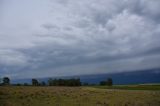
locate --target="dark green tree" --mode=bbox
[24,83,29,86]
[82,82,89,86]
[106,78,113,86]
[0,78,2,84]
[16,83,22,86]
[3,77,10,85]
[32,79,39,86]
[99,81,106,86]
[48,78,81,86]
[48,78,53,86]
[41,81,46,86]
[99,78,113,86]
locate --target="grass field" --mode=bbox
[0,86,160,106]
[92,84,160,90]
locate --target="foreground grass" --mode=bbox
[92,84,160,91]
[0,86,160,106]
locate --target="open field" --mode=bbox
[0,86,160,106]
[92,84,160,90]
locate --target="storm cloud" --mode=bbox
[0,0,160,79]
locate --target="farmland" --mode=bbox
[0,86,160,106]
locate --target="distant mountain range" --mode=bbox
[12,68,160,85]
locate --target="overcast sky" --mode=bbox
[0,0,160,79]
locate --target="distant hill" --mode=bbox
[79,68,160,85]
[12,68,160,85]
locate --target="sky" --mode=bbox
[0,0,160,79]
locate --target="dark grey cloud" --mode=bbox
[126,0,160,22]
[0,0,160,78]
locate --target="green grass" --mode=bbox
[0,86,160,106]
[91,84,160,90]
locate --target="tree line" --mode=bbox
[99,78,113,86]
[0,77,113,86]
[32,78,81,86]
[48,78,81,86]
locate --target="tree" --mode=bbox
[75,78,81,86]
[82,82,89,86]
[99,81,106,86]
[0,78,2,84]
[99,78,113,86]
[48,78,54,86]
[32,79,39,86]
[16,83,22,86]
[41,81,46,86]
[24,83,29,86]
[0,78,2,86]
[48,78,81,86]
[3,77,10,85]
[106,78,113,86]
